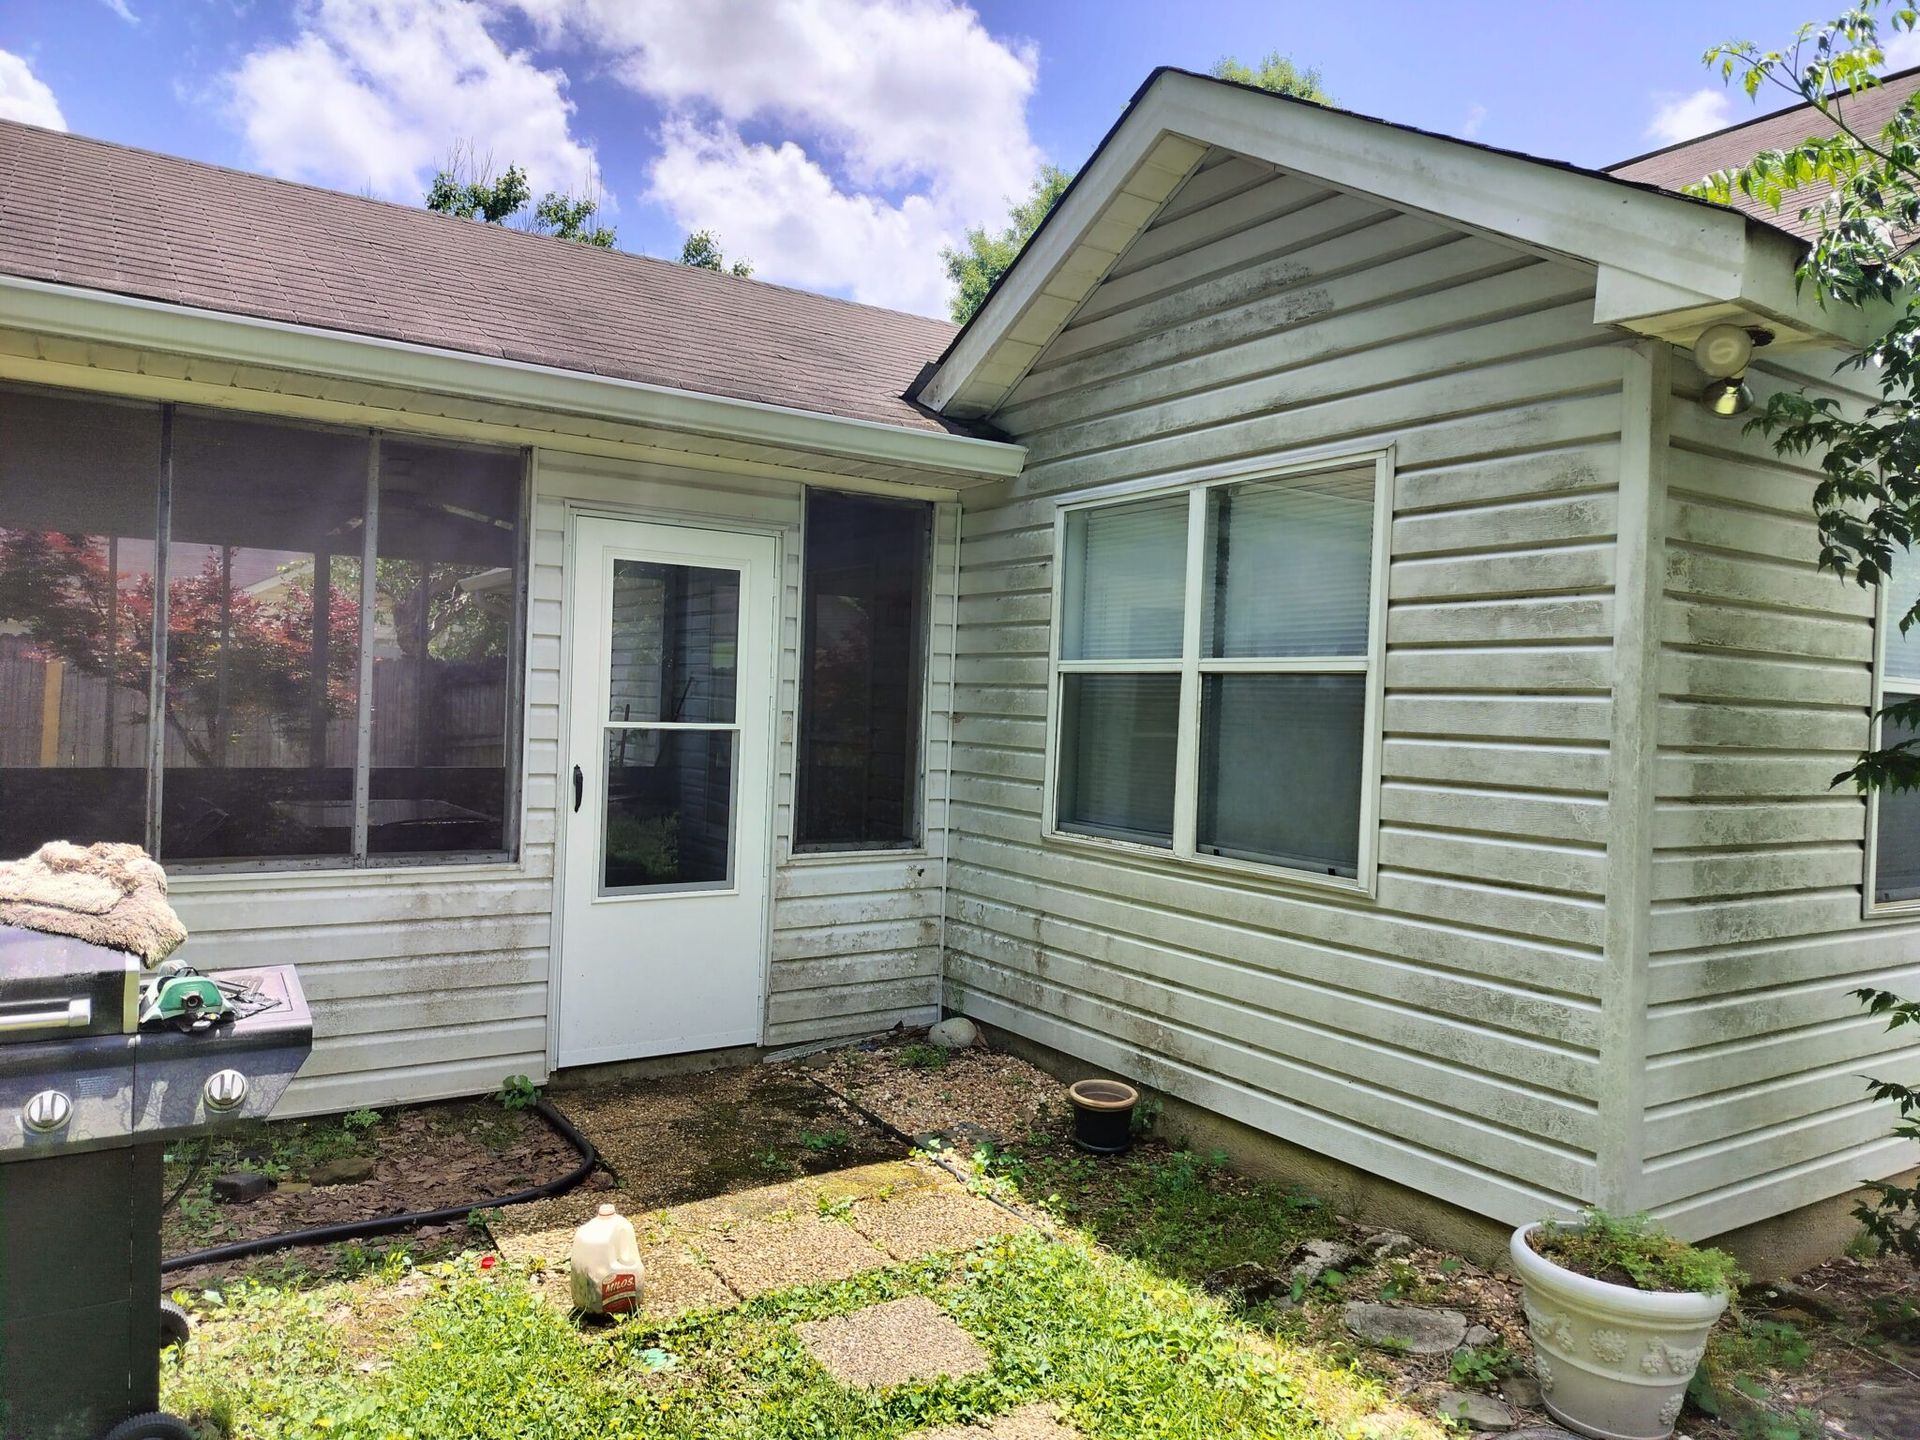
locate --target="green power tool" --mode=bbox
[139,959,235,1032]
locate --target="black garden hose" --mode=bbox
[160,1098,600,1273]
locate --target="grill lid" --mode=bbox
[0,927,140,1042]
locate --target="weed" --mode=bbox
[799,1128,849,1153]
[1447,1342,1515,1388]
[815,1192,856,1221]
[342,1107,380,1133]
[1379,1258,1445,1303]
[494,1074,540,1111]
[898,1042,948,1071]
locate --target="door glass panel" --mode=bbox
[608,560,739,725]
[602,729,736,893]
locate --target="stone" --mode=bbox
[1819,1380,1920,1440]
[1200,1261,1292,1305]
[1289,1238,1362,1289]
[1499,1376,1542,1410]
[1501,1428,1583,1440]
[1366,1230,1417,1260]
[912,1401,1080,1439]
[928,1017,980,1050]
[210,1171,273,1204]
[797,1295,990,1388]
[307,1156,375,1186]
[1342,1301,1469,1354]
[1436,1390,1514,1431]
[1743,1278,1841,1322]
[1463,1324,1499,1348]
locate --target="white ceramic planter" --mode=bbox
[1511,1224,1728,1440]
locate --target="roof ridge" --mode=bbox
[0,118,956,333]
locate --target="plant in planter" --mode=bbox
[1511,1209,1742,1440]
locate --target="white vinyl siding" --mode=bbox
[1643,350,1920,1236]
[944,150,1619,1224]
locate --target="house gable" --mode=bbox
[917,68,1874,424]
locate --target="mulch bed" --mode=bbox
[162,1099,578,1288]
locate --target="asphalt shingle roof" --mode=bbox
[0,119,962,435]
[1608,67,1920,241]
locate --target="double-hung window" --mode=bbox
[1047,453,1390,891]
[1870,570,1920,910]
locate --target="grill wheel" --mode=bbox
[101,1413,196,1440]
[158,1297,190,1350]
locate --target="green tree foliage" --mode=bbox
[677,229,753,277]
[1698,7,1920,795]
[1210,51,1335,104]
[1701,5,1920,1261]
[424,144,615,248]
[941,56,1331,324]
[940,165,1073,323]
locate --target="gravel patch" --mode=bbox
[911,1403,1080,1439]
[816,1044,1066,1149]
[797,1295,990,1388]
[850,1188,1028,1261]
[697,1213,892,1299]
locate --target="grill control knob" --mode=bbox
[22,1089,72,1134]
[203,1069,249,1112]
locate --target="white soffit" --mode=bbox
[919,69,1885,421]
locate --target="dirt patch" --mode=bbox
[497,1065,904,1241]
[797,1294,991,1388]
[163,1099,577,1287]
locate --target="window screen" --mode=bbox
[1876,568,1920,904]
[796,491,931,851]
[1052,462,1382,882]
[0,383,526,870]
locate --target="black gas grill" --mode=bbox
[0,927,310,1440]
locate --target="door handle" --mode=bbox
[573,764,584,813]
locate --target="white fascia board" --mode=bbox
[914,106,1172,415]
[0,274,1025,481]
[922,71,1870,416]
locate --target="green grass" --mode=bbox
[164,1231,1439,1440]
[983,1143,1332,1287]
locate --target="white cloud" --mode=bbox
[504,0,1044,315]
[1646,87,1735,146]
[650,118,955,314]
[98,0,139,23]
[1884,26,1920,70]
[1460,103,1487,140]
[0,50,66,130]
[224,0,599,203]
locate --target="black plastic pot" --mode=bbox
[1068,1078,1139,1154]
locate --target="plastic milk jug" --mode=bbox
[570,1202,644,1315]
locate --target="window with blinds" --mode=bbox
[1048,456,1388,888]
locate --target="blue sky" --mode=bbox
[0,0,1885,317]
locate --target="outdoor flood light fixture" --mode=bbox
[1693,323,1758,417]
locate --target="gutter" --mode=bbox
[0,275,1027,481]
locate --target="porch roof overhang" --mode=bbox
[0,275,1027,495]
[914,67,1893,421]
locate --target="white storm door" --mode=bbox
[557,515,778,1067]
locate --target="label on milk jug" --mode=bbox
[598,1271,638,1314]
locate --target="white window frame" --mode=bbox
[1041,447,1393,898]
[1865,576,1920,917]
